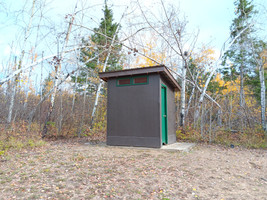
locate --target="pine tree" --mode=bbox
[222,0,257,107]
[80,1,122,73]
[76,2,122,94]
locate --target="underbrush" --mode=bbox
[41,120,106,142]
[177,125,267,149]
[0,120,107,157]
[0,122,46,157]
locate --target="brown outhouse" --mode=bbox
[99,65,180,148]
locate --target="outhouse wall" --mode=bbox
[107,74,161,148]
[160,75,177,145]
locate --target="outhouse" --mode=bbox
[99,65,181,148]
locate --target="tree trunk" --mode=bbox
[42,2,77,138]
[185,84,195,119]
[7,81,16,124]
[90,23,121,127]
[185,71,200,120]
[209,104,213,143]
[23,65,33,115]
[194,68,216,123]
[259,64,266,132]
[57,90,63,135]
[71,71,79,112]
[42,85,57,138]
[7,0,36,125]
[180,62,187,127]
[78,74,88,137]
[7,58,17,125]
[240,64,245,107]
[200,101,206,138]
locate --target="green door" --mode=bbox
[161,85,168,145]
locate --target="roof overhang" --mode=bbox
[99,65,181,91]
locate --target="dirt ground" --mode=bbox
[0,141,266,200]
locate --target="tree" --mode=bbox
[80,1,122,75]
[248,41,267,132]
[6,0,37,124]
[77,1,123,127]
[223,0,257,107]
[135,0,196,128]
[42,1,78,138]
[133,38,167,67]
[192,27,250,127]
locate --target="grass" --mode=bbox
[0,136,46,153]
[0,122,46,158]
[214,129,267,148]
[1,120,266,162]
[177,126,267,149]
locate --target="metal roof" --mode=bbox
[99,65,181,91]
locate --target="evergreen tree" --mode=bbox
[76,1,122,93]
[222,0,257,106]
[80,1,122,72]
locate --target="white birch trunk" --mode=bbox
[185,71,200,119]
[194,26,250,123]
[23,64,33,112]
[42,1,78,137]
[194,67,217,122]
[71,71,79,112]
[7,0,35,124]
[29,68,78,128]
[200,101,206,138]
[72,48,81,113]
[78,73,88,137]
[18,0,35,69]
[259,65,266,132]
[57,89,63,135]
[7,81,16,124]
[185,84,195,119]
[167,66,222,120]
[7,57,17,124]
[90,21,122,126]
[180,63,187,127]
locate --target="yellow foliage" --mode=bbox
[131,38,166,68]
[98,64,104,72]
[214,74,224,88]
[210,73,261,116]
[192,46,216,68]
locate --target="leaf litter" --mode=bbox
[0,141,266,200]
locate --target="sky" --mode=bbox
[0,0,267,74]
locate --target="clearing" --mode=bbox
[0,141,266,200]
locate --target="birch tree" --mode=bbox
[194,26,251,123]
[136,0,198,128]
[250,41,267,132]
[259,54,267,132]
[6,0,36,124]
[42,0,79,138]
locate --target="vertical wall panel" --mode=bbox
[107,74,161,148]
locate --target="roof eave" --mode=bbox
[99,65,181,91]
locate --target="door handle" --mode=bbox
[163,115,167,117]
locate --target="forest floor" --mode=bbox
[0,139,266,200]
